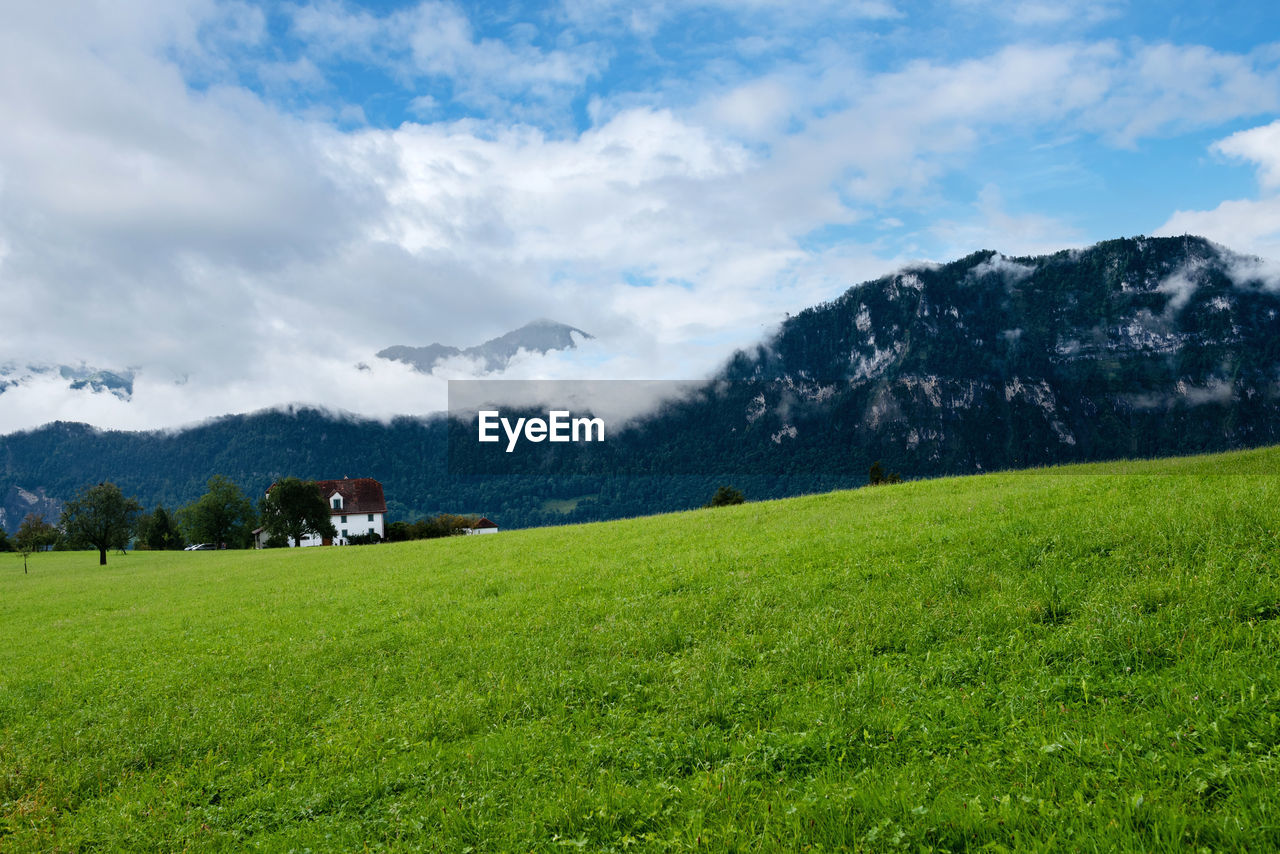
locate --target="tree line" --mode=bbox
[2,476,337,567]
[384,514,484,542]
[0,476,265,567]
[2,474,503,569]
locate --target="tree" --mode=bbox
[13,514,59,573]
[16,514,58,574]
[59,483,142,566]
[263,531,290,549]
[0,529,11,553]
[413,514,477,539]
[179,476,255,550]
[868,461,902,486]
[260,477,336,548]
[142,505,185,550]
[385,515,481,542]
[705,485,745,507]
[385,520,412,543]
[133,509,152,547]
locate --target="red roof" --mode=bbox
[315,478,387,515]
[472,517,498,529]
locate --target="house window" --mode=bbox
[341,529,348,538]
[341,515,347,523]
[367,514,374,522]
[368,527,375,534]
[332,497,342,509]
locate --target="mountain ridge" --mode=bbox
[0,363,136,400]
[377,319,594,373]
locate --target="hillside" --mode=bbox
[0,409,813,532]
[579,234,1280,478]
[2,447,1278,850]
[3,235,1280,531]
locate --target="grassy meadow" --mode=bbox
[2,448,1279,851]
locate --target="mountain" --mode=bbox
[701,234,1280,473]
[2,235,1278,533]
[377,319,594,373]
[0,484,62,533]
[452,235,1280,480]
[0,363,135,400]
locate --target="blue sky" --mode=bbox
[1,0,1279,430]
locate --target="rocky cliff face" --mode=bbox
[0,484,62,533]
[716,235,1280,472]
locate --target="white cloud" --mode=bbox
[689,39,1280,212]
[0,6,377,367]
[1158,197,1280,263]
[1155,255,1210,312]
[931,184,1083,257]
[288,0,605,116]
[970,253,1037,281]
[1085,43,1280,146]
[0,356,447,435]
[561,0,901,33]
[1213,119,1280,189]
[709,78,795,136]
[407,94,439,117]
[1156,119,1280,262]
[953,0,1122,28]
[351,105,843,355]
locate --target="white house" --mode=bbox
[255,477,388,547]
[466,517,498,535]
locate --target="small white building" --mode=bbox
[466,517,499,535]
[255,477,388,547]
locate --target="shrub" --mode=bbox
[706,486,745,507]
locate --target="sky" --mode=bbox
[1,0,1279,432]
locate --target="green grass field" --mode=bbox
[2,449,1279,852]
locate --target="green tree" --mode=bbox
[263,531,290,549]
[868,461,902,486]
[179,476,255,550]
[15,514,58,573]
[133,509,152,547]
[260,477,335,548]
[143,505,185,550]
[0,528,11,553]
[412,514,478,539]
[706,486,745,507]
[59,483,142,566]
